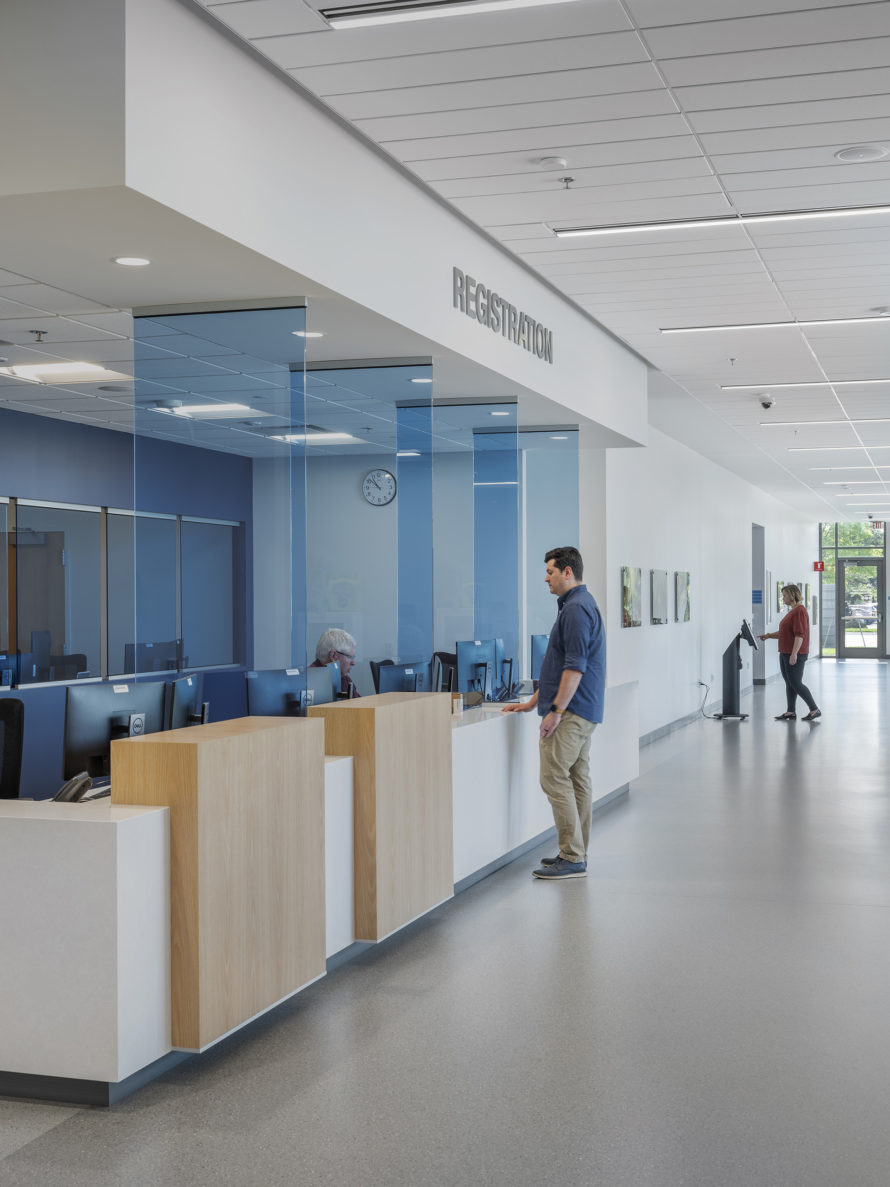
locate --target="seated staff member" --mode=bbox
[310,628,361,698]
[759,584,821,722]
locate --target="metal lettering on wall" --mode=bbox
[452,267,553,364]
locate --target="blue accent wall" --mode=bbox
[0,407,252,798]
[397,406,433,659]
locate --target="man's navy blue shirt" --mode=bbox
[537,584,605,724]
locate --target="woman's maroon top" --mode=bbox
[778,603,809,655]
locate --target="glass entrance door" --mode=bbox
[838,558,885,657]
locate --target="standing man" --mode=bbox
[503,546,605,880]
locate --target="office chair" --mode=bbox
[369,659,393,694]
[0,698,25,799]
[433,651,456,692]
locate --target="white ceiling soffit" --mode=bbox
[191,0,890,519]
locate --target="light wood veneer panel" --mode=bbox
[309,693,453,941]
[111,717,325,1050]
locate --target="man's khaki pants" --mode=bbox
[539,711,597,864]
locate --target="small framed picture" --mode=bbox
[674,571,690,622]
[621,566,642,628]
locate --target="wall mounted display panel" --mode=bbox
[650,569,668,625]
[621,566,642,628]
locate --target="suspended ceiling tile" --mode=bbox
[675,65,890,111]
[408,134,705,182]
[290,31,649,94]
[388,113,693,162]
[661,37,890,88]
[644,4,890,59]
[435,156,716,200]
[329,62,665,121]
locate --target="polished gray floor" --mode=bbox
[3,660,890,1187]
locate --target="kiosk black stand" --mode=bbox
[713,618,759,720]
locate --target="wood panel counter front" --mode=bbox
[111,716,325,1051]
[309,692,453,942]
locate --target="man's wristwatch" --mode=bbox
[549,703,563,715]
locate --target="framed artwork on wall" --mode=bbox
[650,570,668,624]
[776,581,783,613]
[805,582,811,607]
[621,566,642,628]
[675,571,690,622]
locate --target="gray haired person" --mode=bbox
[311,628,360,698]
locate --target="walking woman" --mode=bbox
[759,584,821,721]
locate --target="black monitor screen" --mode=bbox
[64,680,166,780]
[378,659,432,694]
[246,669,307,716]
[455,639,496,697]
[168,675,209,730]
[740,618,759,650]
[530,634,548,680]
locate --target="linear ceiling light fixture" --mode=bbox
[662,314,890,333]
[789,445,890,452]
[270,432,362,444]
[322,0,586,28]
[0,361,130,385]
[724,379,890,390]
[552,203,890,239]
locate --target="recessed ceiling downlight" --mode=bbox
[835,145,889,163]
[113,256,151,267]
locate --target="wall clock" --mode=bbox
[362,468,397,506]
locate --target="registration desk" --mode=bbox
[0,683,637,1104]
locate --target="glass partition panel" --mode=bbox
[0,500,8,662]
[107,511,179,676]
[132,306,308,695]
[15,501,101,683]
[432,401,520,695]
[181,518,239,668]
[304,362,432,696]
[522,429,579,676]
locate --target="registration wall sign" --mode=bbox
[453,267,553,364]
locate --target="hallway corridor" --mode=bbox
[2,661,889,1187]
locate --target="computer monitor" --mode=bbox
[306,664,336,707]
[378,659,432,694]
[123,639,183,674]
[493,638,513,692]
[530,634,548,680]
[245,669,307,716]
[63,680,166,780]
[455,639,496,699]
[168,674,210,730]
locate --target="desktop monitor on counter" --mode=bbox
[246,669,307,716]
[455,639,496,700]
[378,659,432,694]
[167,675,210,730]
[530,634,548,681]
[63,680,167,780]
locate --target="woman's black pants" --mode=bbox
[779,653,818,714]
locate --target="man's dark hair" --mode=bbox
[545,546,583,581]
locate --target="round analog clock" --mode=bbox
[362,468,397,506]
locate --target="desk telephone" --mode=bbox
[53,772,111,803]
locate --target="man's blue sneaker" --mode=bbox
[532,857,587,879]
[539,854,561,866]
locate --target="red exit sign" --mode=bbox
[813,561,824,571]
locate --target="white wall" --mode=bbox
[605,428,818,737]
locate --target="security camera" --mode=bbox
[759,394,774,410]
